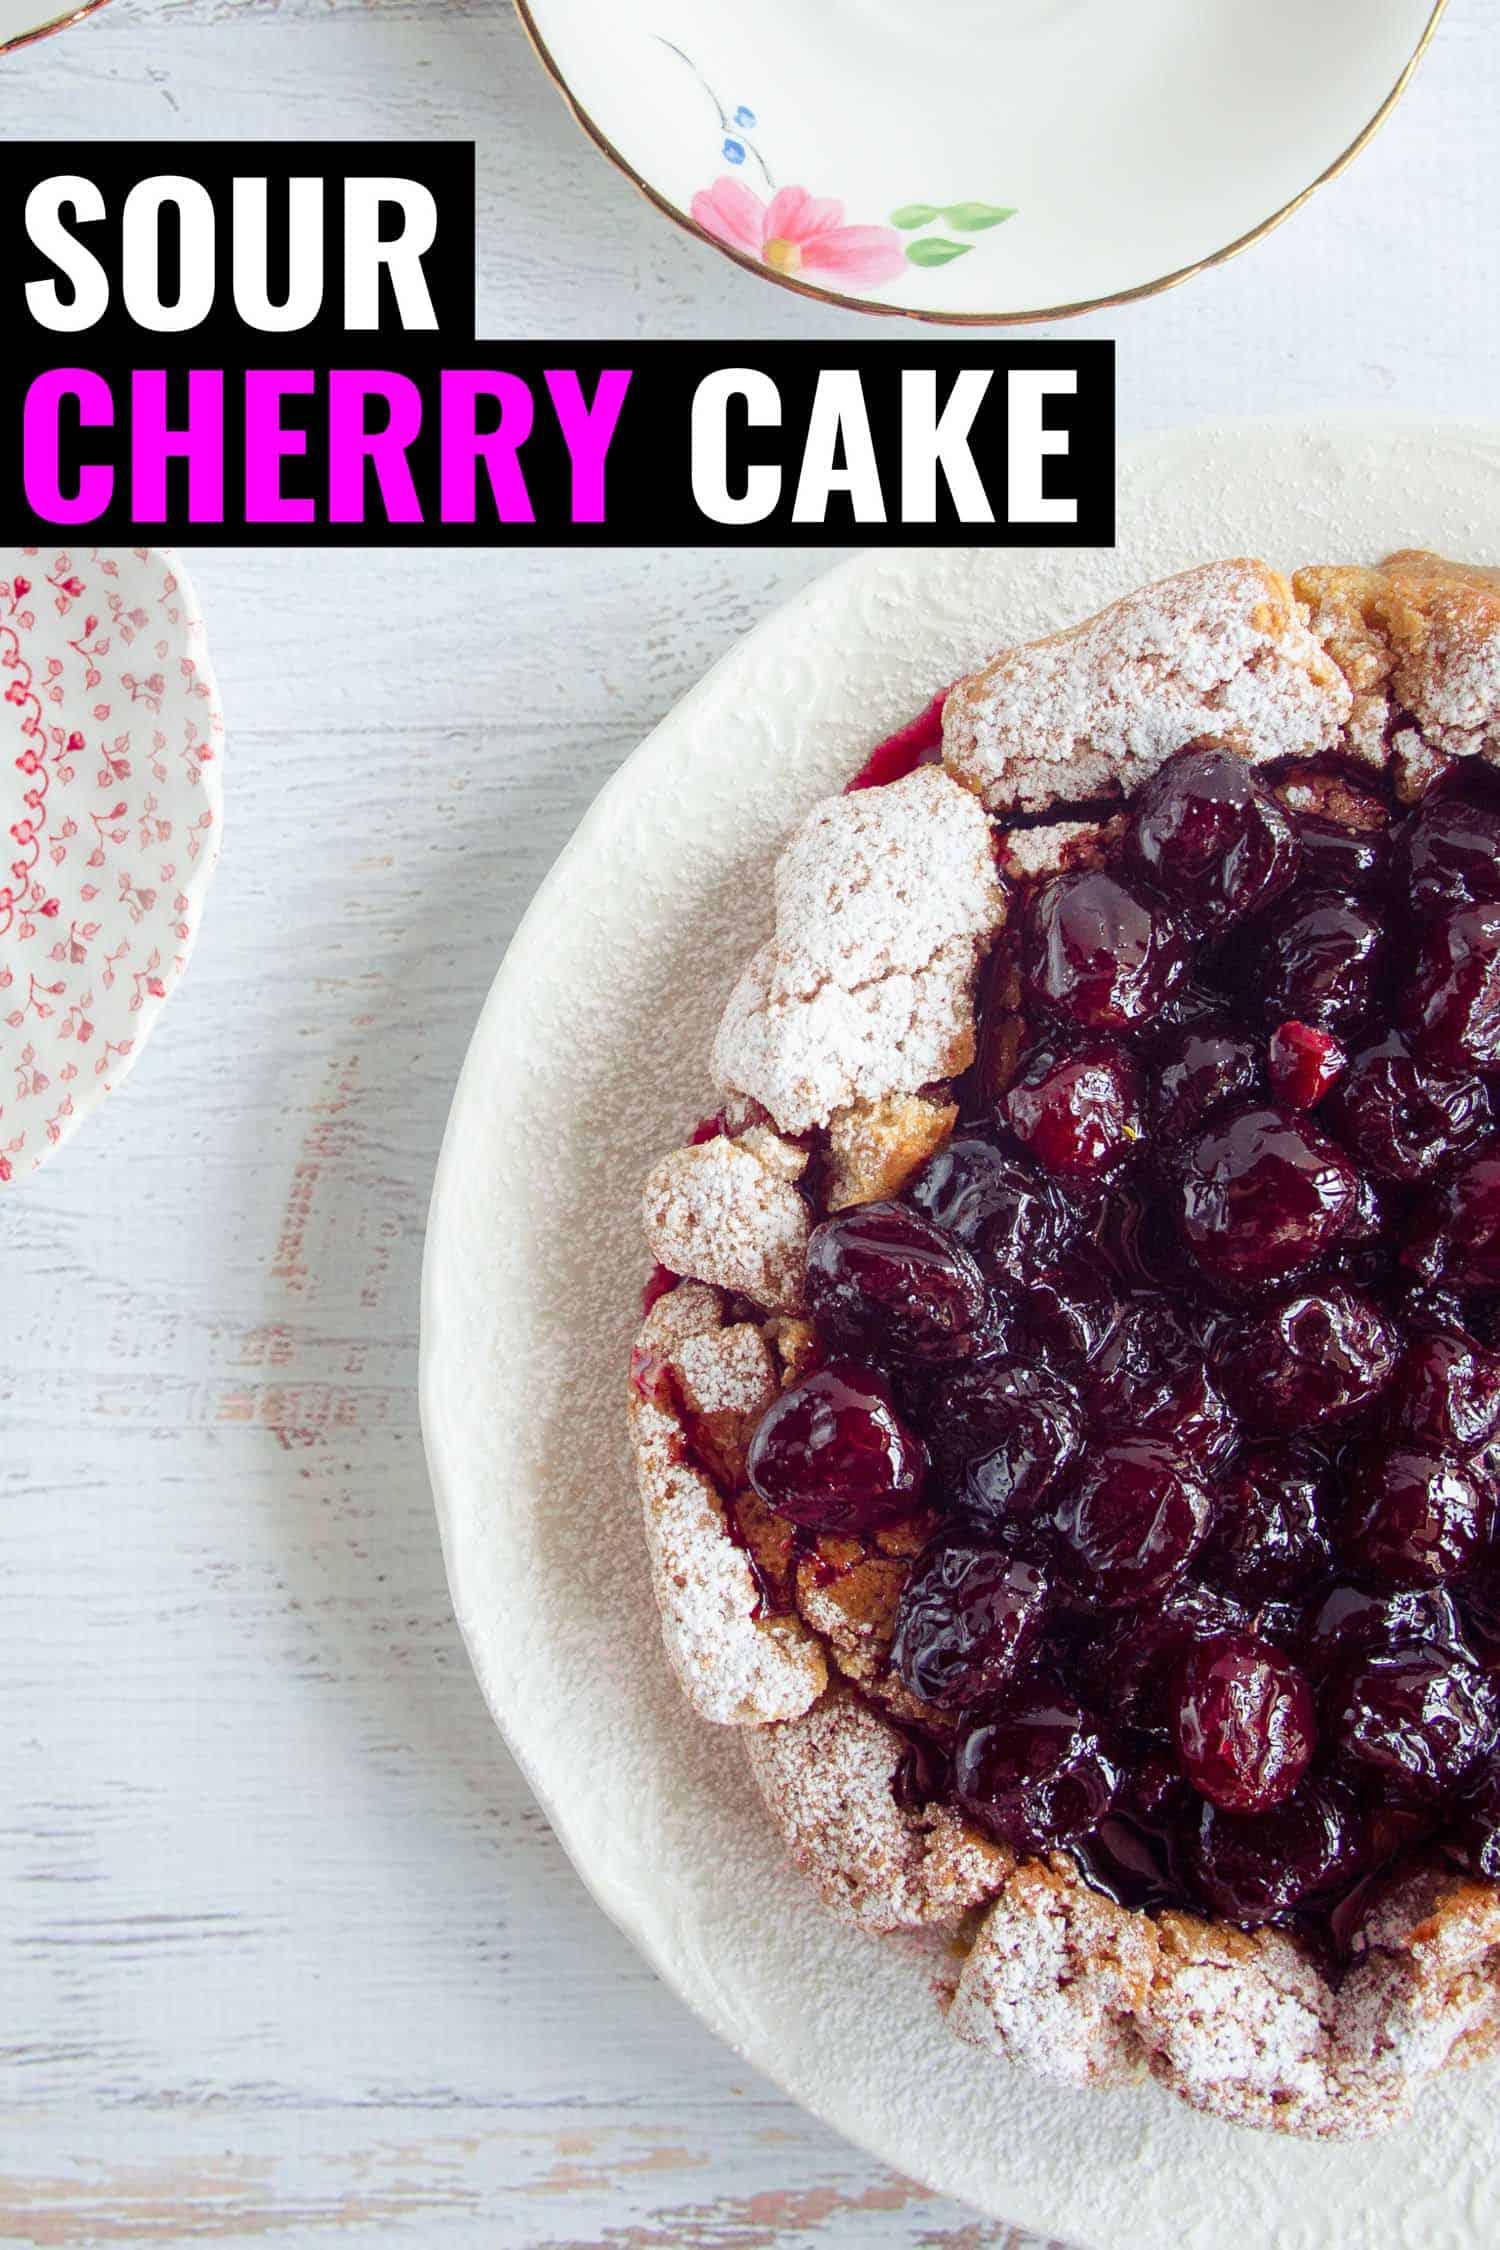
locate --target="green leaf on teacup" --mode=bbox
[890,203,941,229]
[942,202,1017,230]
[906,236,973,267]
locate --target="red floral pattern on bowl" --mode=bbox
[0,546,223,1182]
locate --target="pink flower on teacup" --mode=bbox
[690,179,906,287]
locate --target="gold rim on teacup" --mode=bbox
[1,0,114,60]
[513,0,1448,329]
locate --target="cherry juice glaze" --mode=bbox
[844,691,948,793]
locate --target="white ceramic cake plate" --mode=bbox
[422,418,1500,2249]
[515,0,1445,323]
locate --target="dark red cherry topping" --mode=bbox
[1090,1582,1250,1738]
[1172,1103,1358,1293]
[1402,1144,1500,1289]
[1253,893,1387,1034]
[1458,1576,1500,1666]
[1303,1581,1466,1675]
[746,1359,927,1532]
[1327,1644,1498,1804]
[1200,1444,1332,1603]
[1154,974,1237,1033]
[954,1677,1122,1852]
[1398,789,1500,921]
[890,1536,1049,1709]
[1386,1327,1500,1455]
[1085,1301,1233,1465]
[1338,1442,1495,1588]
[1090,1176,1198,1294]
[1267,1020,1346,1110]
[1171,1632,1316,1812]
[1070,1757,1198,1913]
[1125,746,1299,922]
[1050,1438,1211,1610]
[806,1201,986,1368]
[1021,869,1189,1031]
[1342,1168,1392,1251]
[1327,1031,1490,1184]
[1001,1039,1145,1179]
[775,739,1500,1952]
[1012,1252,1124,1364]
[1193,1778,1368,1927]
[1295,814,1389,896]
[1151,1022,1261,1140]
[1209,1280,1394,1432]
[905,1130,1073,1261]
[1400,902,1500,1068]
[925,1360,1083,1527]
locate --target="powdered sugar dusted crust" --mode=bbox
[643,1127,811,1313]
[711,765,1007,1133]
[769,1706,1500,2141]
[629,549,1500,2140]
[996,814,1122,883]
[942,560,1351,812]
[1144,1912,1340,2132]
[743,1686,1006,1933]
[627,1284,826,1725]
[1295,549,1500,769]
[950,1854,1157,2090]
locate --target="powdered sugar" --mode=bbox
[643,1128,811,1312]
[768,764,1006,990]
[951,1857,1154,2089]
[711,765,1006,1133]
[943,560,1351,812]
[1295,550,1500,770]
[674,1320,777,1418]
[744,1687,1005,1933]
[1146,1918,1341,2135]
[714,937,984,1140]
[1395,588,1500,755]
[1333,1866,1500,2106]
[996,816,1121,881]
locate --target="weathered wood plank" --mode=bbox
[0,2107,1050,2247]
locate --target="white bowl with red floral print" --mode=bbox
[0,548,223,1184]
[517,0,1444,320]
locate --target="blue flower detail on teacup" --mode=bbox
[722,136,746,165]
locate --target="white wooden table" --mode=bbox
[4,3,1497,2242]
